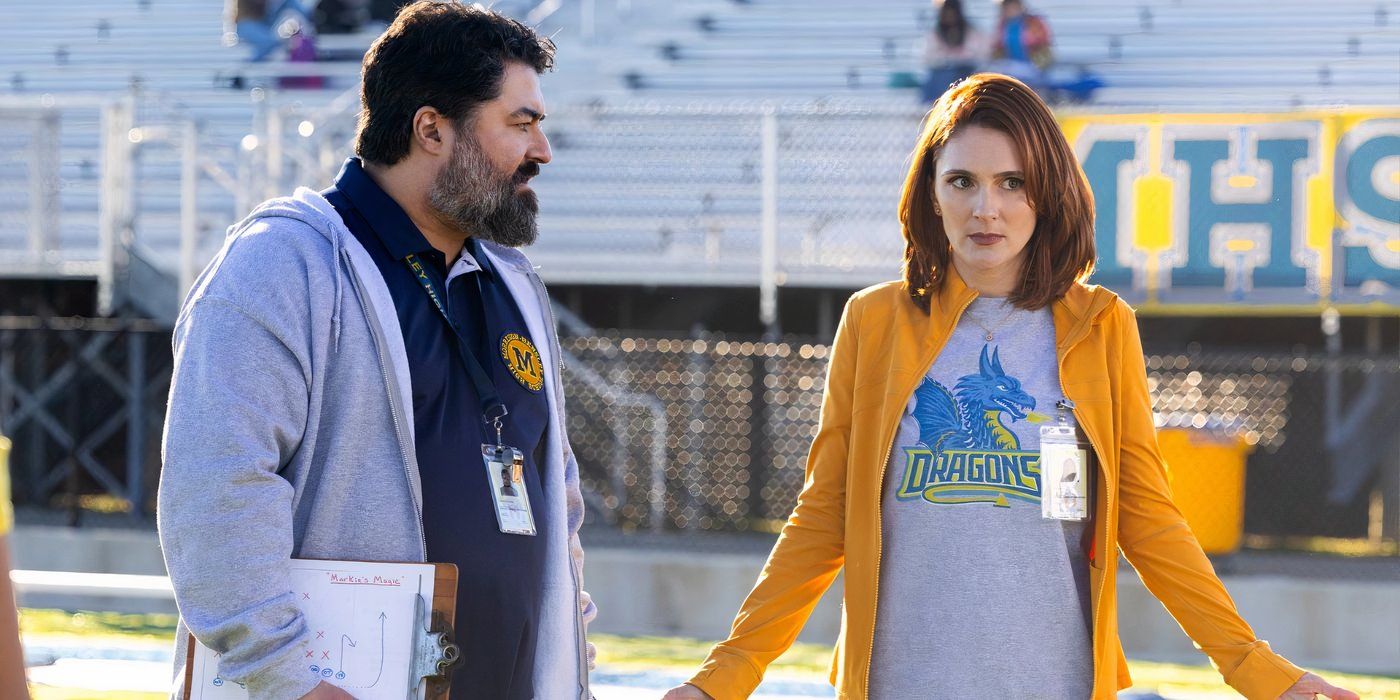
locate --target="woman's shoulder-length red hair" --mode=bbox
[899,73,1096,312]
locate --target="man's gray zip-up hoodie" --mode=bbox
[158,188,595,699]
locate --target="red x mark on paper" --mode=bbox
[303,593,311,600]
[316,631,325,640]
[322,651,331,660]
[304,651,313,659]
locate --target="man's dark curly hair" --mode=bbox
[354,1,555,165]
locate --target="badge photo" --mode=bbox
[1039,424,1091,522]
[499,332,544,392]
[482,445,536,536]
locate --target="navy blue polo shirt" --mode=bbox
[323,157,551,700]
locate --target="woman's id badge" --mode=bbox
[482,445,536,536]
[1040,425,1091,521]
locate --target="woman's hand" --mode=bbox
[1278,672,1359,700]
[660,683,714,700]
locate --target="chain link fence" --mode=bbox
[563,334,831,532]
[1147,353,1400,544]
[0,319,1395,565]
[562,329,1400,555]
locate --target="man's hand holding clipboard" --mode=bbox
[302,681,358,700]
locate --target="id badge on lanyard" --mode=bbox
[1040,399,1092,522]
[405,252,539,536]
[482,444,537,536]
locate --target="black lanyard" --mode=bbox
[404,252,509,441]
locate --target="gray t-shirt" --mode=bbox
[868,297,1093,699]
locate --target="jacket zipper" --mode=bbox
[1055,323,1110,698]
[526,269,591,698]
[863,294,977,697]
[347,256,428,560]
[362,250,585,693]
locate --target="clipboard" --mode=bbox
[182,559,459,700]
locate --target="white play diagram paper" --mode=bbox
[187,559,438,700]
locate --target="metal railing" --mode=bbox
[255,99,926,329]
[17,96,1398,328]
[0,95,110,280]
[0,90,261,321]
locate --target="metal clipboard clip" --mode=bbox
[409,593,460,695]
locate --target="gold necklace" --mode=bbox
[966,303,1019,342]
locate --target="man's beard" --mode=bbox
[428,133,540,248]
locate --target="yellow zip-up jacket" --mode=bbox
[688,271,1306,700]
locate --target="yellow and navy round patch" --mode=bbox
[499,332,544,392]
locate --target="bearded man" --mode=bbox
[157,4,595,698]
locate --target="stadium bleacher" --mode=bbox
[0,0,1396,319]
[604,0,1399,105]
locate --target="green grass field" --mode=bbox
[20,609,1399,699]
[590,633,1399,699]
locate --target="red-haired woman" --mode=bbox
[663,75,1356,700]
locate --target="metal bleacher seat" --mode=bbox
[0,0,372,316]
[609,0,1398,105]
[2,0,1395,313]
[514,0,1398,289]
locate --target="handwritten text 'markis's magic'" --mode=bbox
[327,573,403,586]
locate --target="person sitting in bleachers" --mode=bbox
[989,0,1053,91]
[227,0,313,62]
[919,0,990,103]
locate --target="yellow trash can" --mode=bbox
[0,434,11,534]
[1157,427,1252,555]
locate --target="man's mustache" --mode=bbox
[514,162,541,182]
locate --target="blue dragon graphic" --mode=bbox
[911,345,1037,452]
